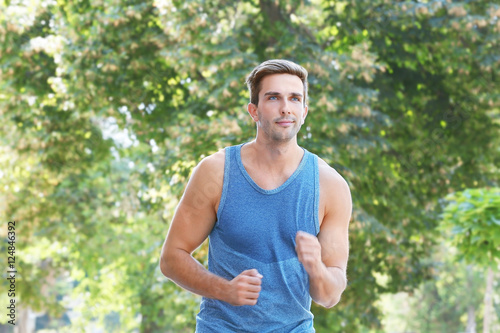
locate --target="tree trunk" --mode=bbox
[465,265,476,333]
[13,307,35,333]
[259,0,285,24]
[483,267,494,333]
[466,306,477,333]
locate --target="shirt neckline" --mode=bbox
[235,143,308,195]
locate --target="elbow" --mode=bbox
[316,284,346,308]
[159,256,169,278]
[159,249,174,279]
[325,296,341,309]
[160,245,190,281]
[316,274,346,308]
[319,295,341,309]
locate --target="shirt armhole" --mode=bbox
[216,147,230,223]
[313,154,320,235]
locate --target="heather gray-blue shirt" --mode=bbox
[196,143,320,333]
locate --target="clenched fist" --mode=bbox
[295,231,323,276]
[227,269,263,306]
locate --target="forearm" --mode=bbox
[160,248,230,302]
[308,264,347,308]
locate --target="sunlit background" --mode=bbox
[1,0,499,332]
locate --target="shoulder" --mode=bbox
[316,157,352,218]
[317,157,350,193]
[190,148,226,188]
[195,149,225,175]
[182,149,226,209]
[184,149,226,190]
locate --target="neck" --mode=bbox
[245,136,303,171]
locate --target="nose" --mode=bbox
[280,100,291,115]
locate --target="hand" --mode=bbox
[227,269,263,306]
[295,231,323,276]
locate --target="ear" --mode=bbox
[247,103,258,122]
[301,104,309,124]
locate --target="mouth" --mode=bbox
[275,119,295,126]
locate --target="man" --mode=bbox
[160,59,352,332]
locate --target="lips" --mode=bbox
[276,119,294,125]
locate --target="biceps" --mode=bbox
[165,194,217,255]
[318,219,349,270]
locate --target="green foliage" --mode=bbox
[322,0,499,329]
[378,247,491,332]
[0,0,498,332]
[441,187,500,269]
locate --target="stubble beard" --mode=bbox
[257,110,302,144]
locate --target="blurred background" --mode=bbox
[0,0,499,332]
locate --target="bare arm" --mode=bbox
[159,151,262,306]
[295,160,351,308]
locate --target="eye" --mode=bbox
[291,97,300,102]
[269,96,278,100]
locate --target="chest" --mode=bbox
[244,169,293,191]
[216,193,314,263]
[215,163,319,263]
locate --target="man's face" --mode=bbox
[249,74,308,143]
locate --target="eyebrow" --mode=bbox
[263,91,303,98]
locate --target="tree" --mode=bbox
[1,0,498,331]
[377,243,497,332]
[441,187,500,333]
[322,0,499,329]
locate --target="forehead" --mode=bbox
[259,74,304,95]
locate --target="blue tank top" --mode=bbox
[196,143,320,333]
